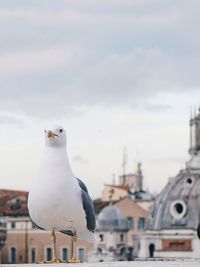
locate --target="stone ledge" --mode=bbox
[2,259,200,267]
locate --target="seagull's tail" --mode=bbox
[78,230,100,243]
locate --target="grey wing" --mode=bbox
[60,190,96,235]
[197,224,200,239]
[76,177,88,193]
[60,230,74,236]
[60,178,94,236]
[81,189,96,232]
[29,216,45,230]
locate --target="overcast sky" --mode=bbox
[0,0,200,198]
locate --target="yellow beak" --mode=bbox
[47,130,58,138]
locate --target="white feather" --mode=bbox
[28,126,98,242]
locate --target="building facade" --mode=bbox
[1,216,93,264]
[88,204,130,262]
[101,163,154,210]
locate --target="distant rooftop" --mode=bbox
[104,184,129,191]
[0,189,28,216]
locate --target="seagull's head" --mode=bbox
[44,125,66,147]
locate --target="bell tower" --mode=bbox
[189,108,200,156]
[136,162,143,191]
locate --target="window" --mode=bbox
[11,222,16,229]
[138,218,145,230]
[10,247,16,263]
[99,234,104,242]
[62,248,68,261]
[127,217,134,229]
[186,178,192,184]
[31,248,36,263]
[120,234,124,242]
[46,248,52,261]
[170,200,187,219]
[97,247,102,255]
[78,248,85,263]
[120,247,126,256]
[149,243,155,257]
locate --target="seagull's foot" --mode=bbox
[46,258,63,264]
[36,260,48,264]
[50,258,63,263]
[36,258,62,264]
[67,258,80,263]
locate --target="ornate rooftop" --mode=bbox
[148,109,200,231]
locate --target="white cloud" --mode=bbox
[0,0,199,197]
[0,47,72,76]
[0,113,25,127]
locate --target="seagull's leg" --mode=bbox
[36,230,62,264]
[51,229,62,263]
[67,231,80,263]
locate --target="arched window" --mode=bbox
[10,247,16,263]
[31,247,36,263]
[138,218,145,230]
[46,247,52,261]
[120,234,124,242]
[100,234,104,241]
[78,248,85,262]
[127,217,134,229]
[120,247,126,256]
[97,247,102,255]
[149,243,155,258]
[62,248,68,261]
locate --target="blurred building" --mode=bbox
[115,198,149,253]
[134,109,200,258]
[0,220,6,263]
[88,204,130,262]
[101,163,154,211]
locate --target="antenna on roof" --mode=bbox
[194,105,197,117]
[136,146,140,163]
[112,173,116,185]
[122,146,128,185]
[190,106,193,119]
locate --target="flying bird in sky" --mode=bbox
[28,125,99,263]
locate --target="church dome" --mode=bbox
[98,205,129,231]
[148,168,200,230]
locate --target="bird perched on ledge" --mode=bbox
[28,125,99,263]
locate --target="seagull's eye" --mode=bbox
[44,130,46,133]
[59,129,63,133]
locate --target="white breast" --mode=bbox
[28,147,86,232]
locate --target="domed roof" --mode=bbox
[98,204,129,231]
[148,167,200,230]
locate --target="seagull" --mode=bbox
[28,125,99,263]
